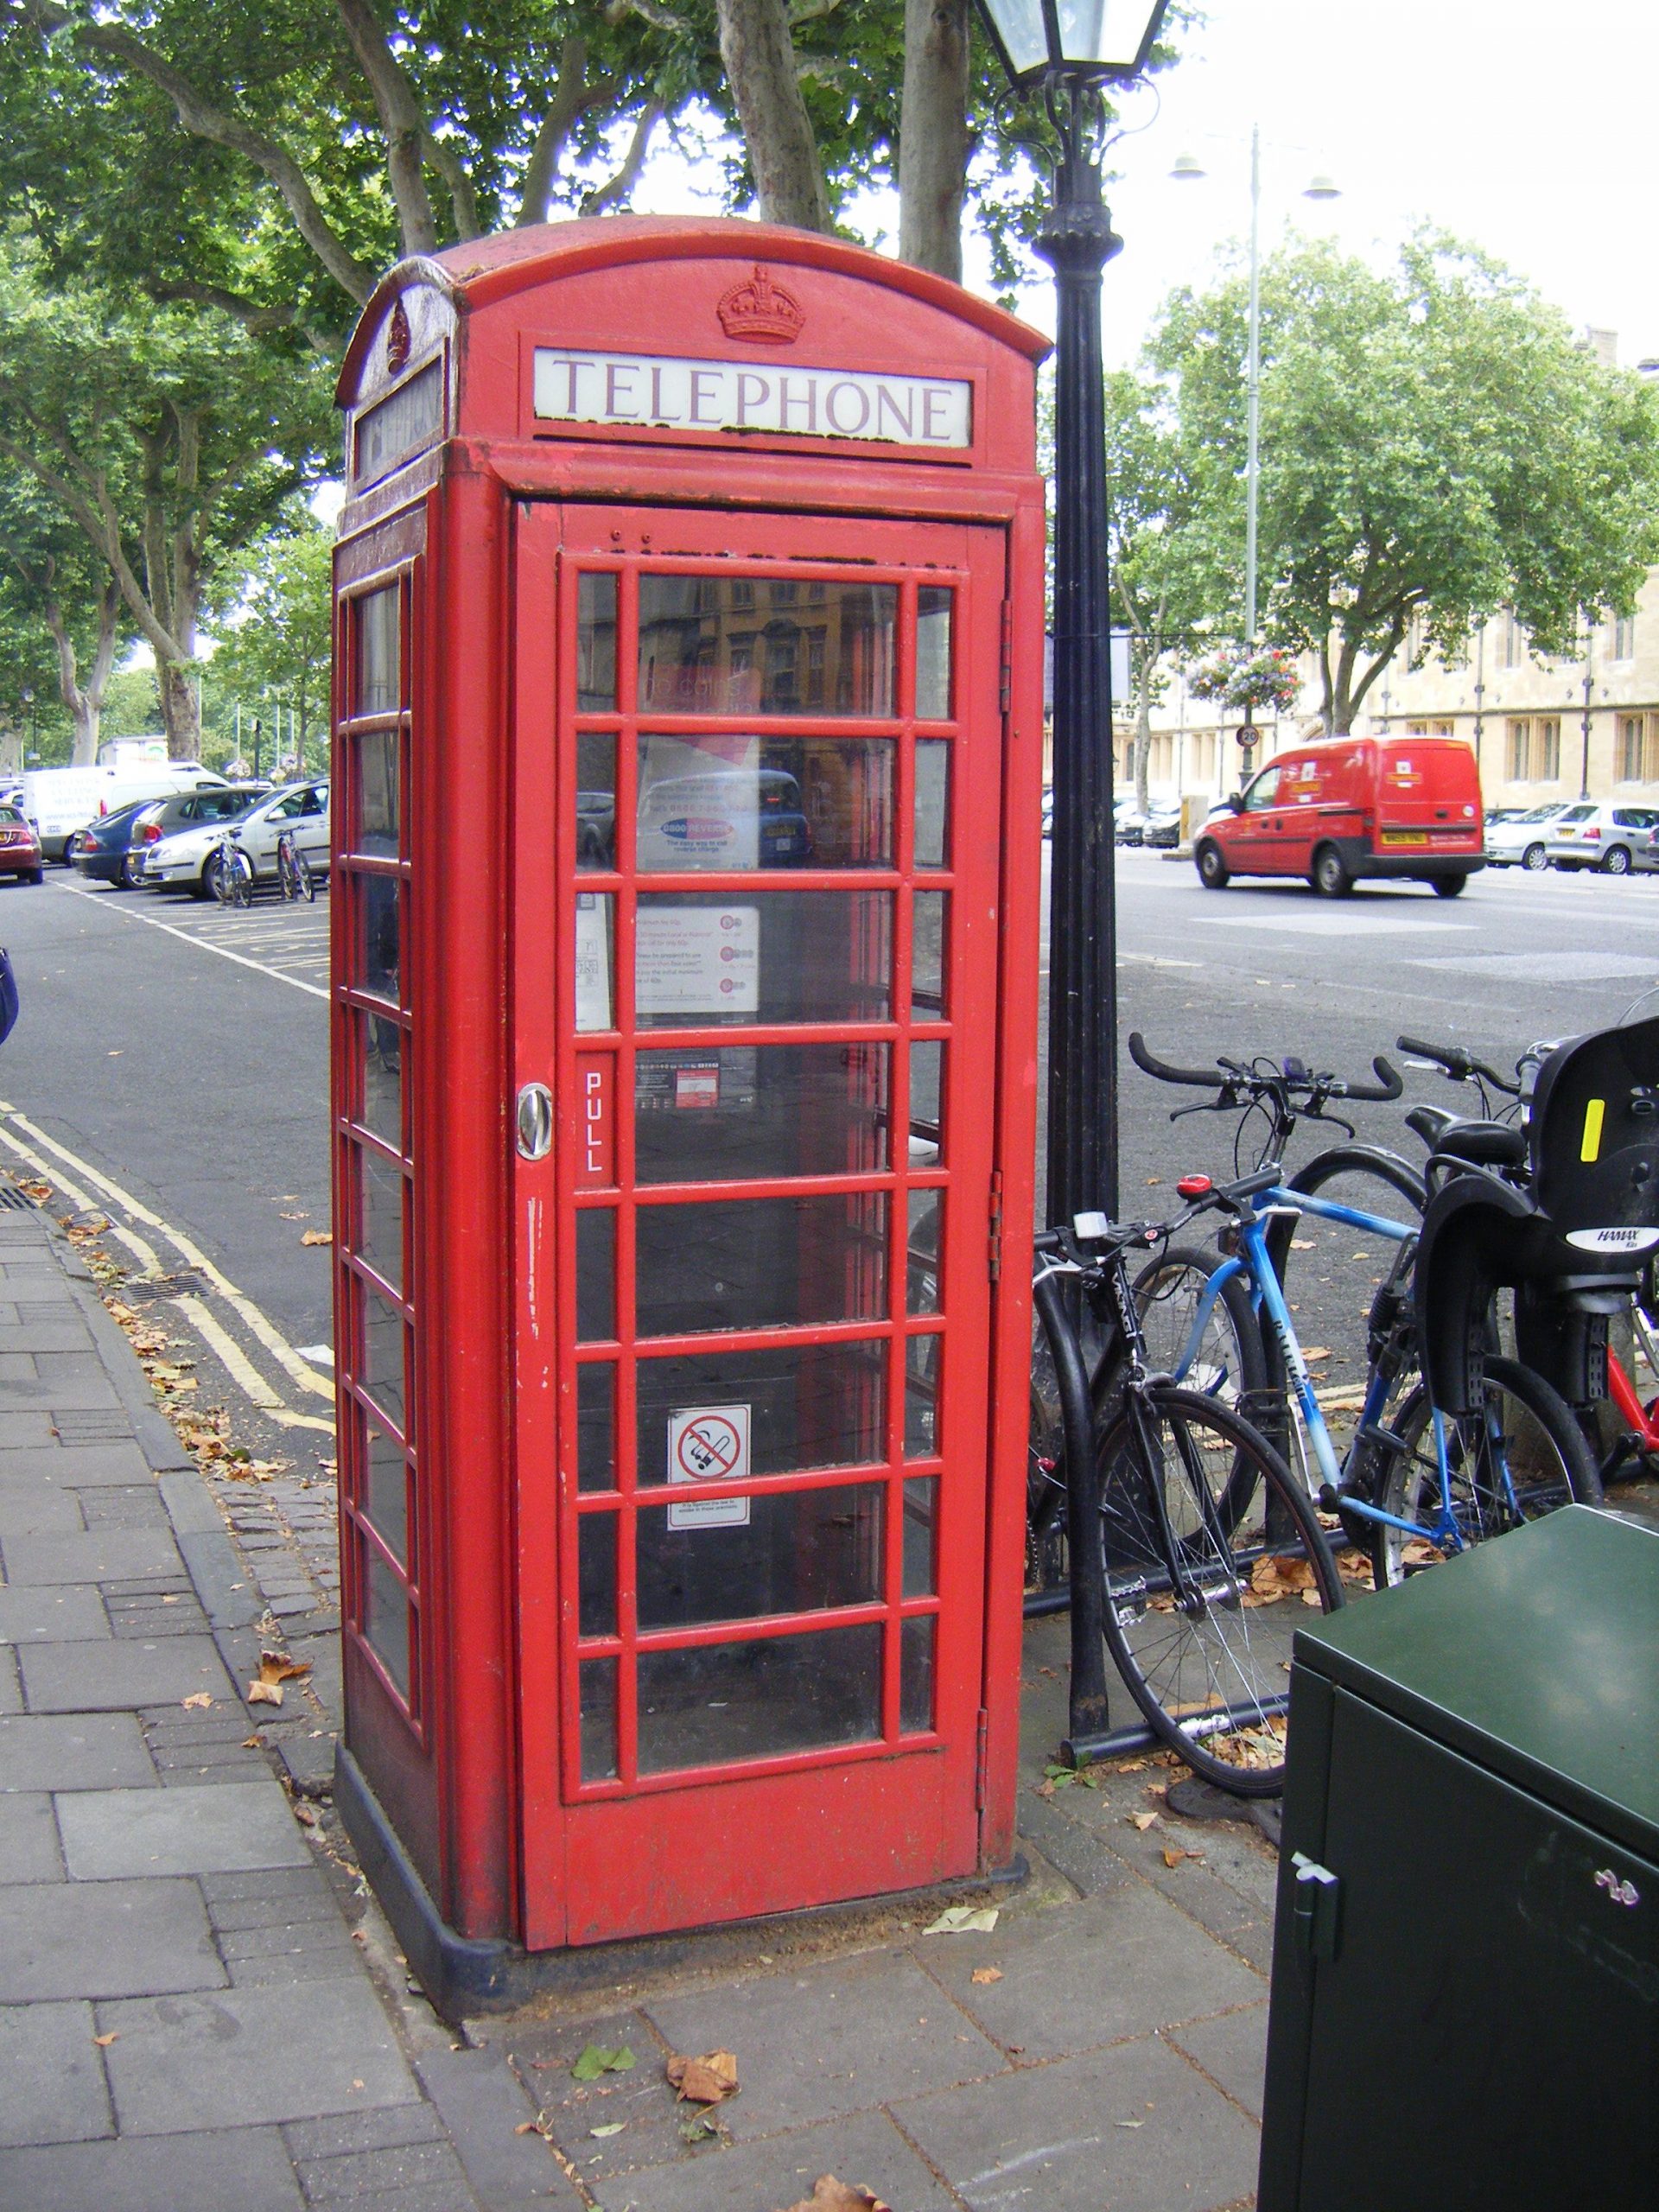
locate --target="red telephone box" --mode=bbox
[329,218,1048,2011]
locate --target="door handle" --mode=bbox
[516,1083,553,1161]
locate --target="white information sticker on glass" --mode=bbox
[638,734,761,871]
[575,893,613,1031]
[666,1403,752,1530]
[637,906,759,1016]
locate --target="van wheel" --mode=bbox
[1431,874,1466,898]
[1195,841,1230,890]
[1601,844,1632,875]
[1312,845,1352,899]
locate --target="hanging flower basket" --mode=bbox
[1188,644,1301,715]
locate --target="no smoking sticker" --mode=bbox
[665,1404,751,1531]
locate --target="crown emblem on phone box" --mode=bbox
[717,266,805,345]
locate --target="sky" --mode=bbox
[632,0,1659,373]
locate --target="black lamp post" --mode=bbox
[974,0,1168,1750]
[973,0,1168,1235]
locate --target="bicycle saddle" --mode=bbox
[1426,1119,1528,1171]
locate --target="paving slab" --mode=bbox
[589,2108,962,2212]
[19,1634,231,1712]
[0,1645,18,1713]
[0,2126,304,2210]
[57,1780,312,1878]
[0,1877,223,2000]
[0,1789,63,1880]
[0,1586,110,1643]
[644,1948,1007,2139]
[2,1528,181,1586]
[916,1884,1264,2063]
[0,1486,84,1535]
[0,1999,113,2146]
[1166,2003,1270,2121]
[0,1443,156,1487]
[896,2031,1261,2212]
[416,2047,582,2205]
[99,1979,423,2134]
[291,2136,478,2204]
[0,1712,156,1790]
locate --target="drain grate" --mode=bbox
[0,1182,41,1211]
[119,1270,209,1303]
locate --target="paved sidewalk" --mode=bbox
[0,1205,1276,2212]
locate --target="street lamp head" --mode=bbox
[1301,172,1341,201]
[975,0,1169,90]
[1168,150,1206,181]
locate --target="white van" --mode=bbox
[23,762,228,862]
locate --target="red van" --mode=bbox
[1193,736,1485,899]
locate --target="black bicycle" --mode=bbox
[210,831,254,909]
[1031,1194,1344,1796]
[276,829,315,903]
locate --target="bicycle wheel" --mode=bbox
[1369,1354,1603,1588]
[210,846,236,906]
[1132,1246,1265,1408]
[1096,1383,1344,1795]
[230,849,254,907]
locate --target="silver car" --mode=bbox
[1546,802,1659,875]
[142,779,330,895]
[1484,802,1573,870]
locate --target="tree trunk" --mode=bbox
[158,662,202,759]
[715,0,832,231]
[45,581,121,766]
[1134,658,1153,815]
[0,719,20,774]
[898,0,971,281]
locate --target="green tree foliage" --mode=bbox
[207,514,334,763]
[1149,234,1659,734]
[0,243,334,757]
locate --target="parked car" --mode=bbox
[1140,802,1182,849]
[1484,802,1576,871]
[1192,735,1484,898]
[128,783,272,873]
[0,804,43,885]
[67,798,171,889]
[142,779,329,896]
[1545,801,1659,874]
[22,761,227,862]
[1040,788,1053,840]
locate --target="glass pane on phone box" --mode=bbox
[637,575,896,717]
[900,1614,935,1732]
[356,586,399,716]
[906,1332,940,1458]
[576,734,616,870]
[637,1483,883,1632]
[576,1209,615,1342]
[913,891,948,1014]
[636,734,891,871]
[635,893,891,1027]
[357,1012,404,1151]
[638,1344,886,1478]
[364,1547,411,1699]
[910,1041,944,1164]
[358,1147,404,1297]
[906,1192,941,1313]
[636,1192,887,1337]
[355,730,398,857]
[361,1413,408,1567]
[578,1512,617,1637]
[634,1044,888,1185]
[637,1622,881,1774]
[576,1363,615,1491]
[580,1657,618,1783]
[902,1477,936,1595]
[915,741,950,868]
[575,893,614,1033]
[577,573,618,710]
[916,588,953,720]
[361,1292,406,1435]
[352,875,403,1006]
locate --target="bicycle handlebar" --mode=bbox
[1396,1034,1522,1096]
[1127,1030,1402,1103]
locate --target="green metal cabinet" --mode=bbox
[1260,1506,1659,2212]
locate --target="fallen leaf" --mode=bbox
[108,1049,123,1057]
[293,1802,319,1827]
[514,2121,540,2135]
[571,2044,637,2082]
[241,1734,264,1749]
[1163,1847,1190,1868]
[777,2181,893,2212]
[247,1680,283,1707]
[589,2123,626,2139]
[666,2050,738,2104]
[1129,1810,1159,1831]
[679,2108,722,2145]
[181,1692,213,1710]
[300,1229,333,1247]
[93,2032,118,2048]
[1302,1346,1332,1363]
[257,1651,313,1687]
[970,1967,1003,1985]
[1289,1238,1314,1250]
[924,1904,999,1936]
[1115,2118,1144,2129]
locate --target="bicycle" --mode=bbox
[210,832,254,909]
[1031,1194,1345,1795]
[276,828,315,903]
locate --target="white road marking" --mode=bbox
[52,882,329,1001]
[0,1101,334,1402]
[1190,914,1473,936]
